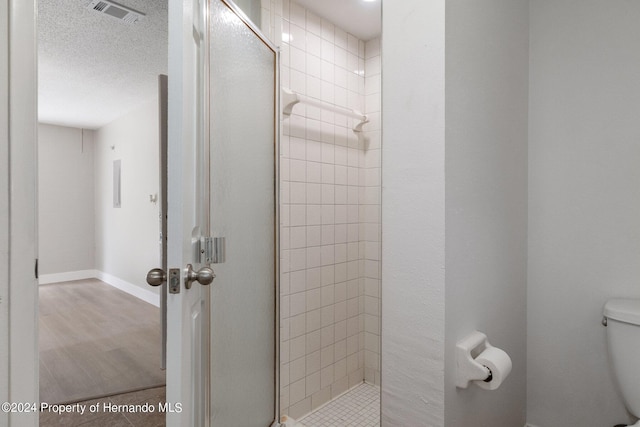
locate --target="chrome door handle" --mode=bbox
[184,264,216,289]
[146,268,166,286]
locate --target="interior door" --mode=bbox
[164,0,209,425]
[164,0,277,425]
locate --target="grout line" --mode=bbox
[299,383,379,427]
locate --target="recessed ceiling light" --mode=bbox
[282,33,291,43]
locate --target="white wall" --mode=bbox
[527,1,640,426]
[0,0,9,417]
[5,0,38,422]
[37,118,160,305]
[444,1,529,426]
[93,99,161,299]
[38,124,95,276]
[382,1,529,425]
[381,1,446,425]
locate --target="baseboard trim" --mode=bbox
[95,271,160,308]
[38,269,97,284]
[38,269,160,308]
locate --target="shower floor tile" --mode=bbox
[299,383,379,427]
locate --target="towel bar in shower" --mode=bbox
[281,87,369,144]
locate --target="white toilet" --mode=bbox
[604,298,640,427]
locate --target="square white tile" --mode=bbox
[299,383,379,427]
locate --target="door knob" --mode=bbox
[184,264,216,289]
[146,268,166,286]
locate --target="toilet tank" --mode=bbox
[604,298,640,418]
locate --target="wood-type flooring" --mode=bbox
[39,279,165,406]
[39,386,166,426]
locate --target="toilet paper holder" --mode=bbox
[455,331,495,389]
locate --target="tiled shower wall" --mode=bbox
[362,37,381,387]
[278,0,366,419]
[260,0,278,44]
[275,1,382,420]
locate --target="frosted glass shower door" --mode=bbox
[207,1,277,426]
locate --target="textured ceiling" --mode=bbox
[295,0,381,41]
[37,0,378,130]
[38,0,168,129]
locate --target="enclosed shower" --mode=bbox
[210,0,382,423]
[266,0,382,423]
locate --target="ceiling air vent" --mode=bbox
[85,0,146,24]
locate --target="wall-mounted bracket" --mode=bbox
[194,236,226,264]
[455,331,492,388]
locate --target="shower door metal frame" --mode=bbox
[158,74,168,370]
[203,0,281,424]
